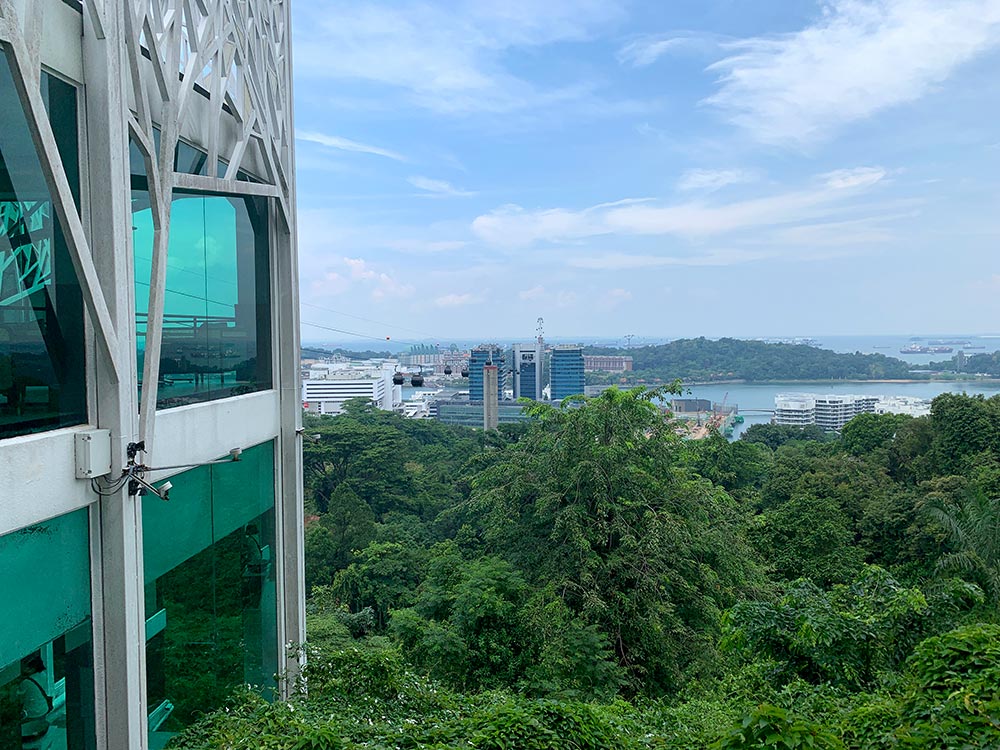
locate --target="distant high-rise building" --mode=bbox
[550,345,585,400]
[484,364,499,429]
[512,342,542,401]
[469,345,505,402]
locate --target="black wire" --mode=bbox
[300,301,439,339]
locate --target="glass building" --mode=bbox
[0,4,303,749]
[512,343,541,401]
[550,345,586,401]
[468,345,505,402]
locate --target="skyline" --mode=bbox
[292,0,1000,341]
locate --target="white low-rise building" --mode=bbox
[302,360,401,414]
[775,393,932,430]
[874,396,932,418]
[774,394,878,431]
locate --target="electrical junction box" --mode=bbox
[74,429,112,479]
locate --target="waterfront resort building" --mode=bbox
[550,345,586,401]
[512,342,542,401]
[774,394,880,431]
[468,344,505,402]
[0,4,303,748]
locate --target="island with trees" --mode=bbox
[585,337,921,383]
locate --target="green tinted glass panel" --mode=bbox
[142,441,278,744]
[0,509,96,749]
[212,441,274,541]
[132,185,272,410]
[0,54,86,439]
[141,463,213,583]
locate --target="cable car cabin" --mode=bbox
[410,374,424,387]
[444,365,452,375]
[460,367,469,378]
[392,372,405,385]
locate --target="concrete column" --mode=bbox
[82,8,147,750]
[484,365,498,430]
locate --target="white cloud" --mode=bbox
[383,239,468,253]
[601,288,633,308]
[472,167,887,246]
[297,130,407,161]
[555,290,578,307]
[294,1,624,115]
[569,250,769,270]
[822,167,888,190]
[519,285,546,300]
[705,0,1000,145]
[434,292,476,308]
[677,168,758,192]
[408,176,477,197]
[342,257,415,300]
[618,32,724,67]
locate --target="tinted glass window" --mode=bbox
[142,441,278,742]
[132,183,272,409]
[0,55,86,439]
[0,509,97,750]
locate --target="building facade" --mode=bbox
[468,344,504,402]
[512,342,542,401]
[303,376,391,415]
[774,394,879,431]
[435,399,533,427]
[550,345,585,401]
[0,4,303,749]
[583,354,633,372]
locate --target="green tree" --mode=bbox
[927,491,1000,604]
[470,388,764,694]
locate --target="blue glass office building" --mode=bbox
[550,346,585,401]
[512,343,541,401]
[468,345,505,402]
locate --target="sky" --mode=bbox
[291,0,1000,345]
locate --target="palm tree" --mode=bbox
[927,492,1000,604]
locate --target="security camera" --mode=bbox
[157,481,172,501]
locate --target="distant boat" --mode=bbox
[873,345,891,349]
[928,339,969,346]
[963,345,987,350]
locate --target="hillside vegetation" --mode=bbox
[585,338,916,382]
[174,391,1000,749]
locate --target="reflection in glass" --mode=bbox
[142,441,278,745]
[131,181,272,409]
[0,55,86,439]
[0,509,96,750]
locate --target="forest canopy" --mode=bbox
[174,391,1000,749]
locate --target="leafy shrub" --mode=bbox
[714,704,843,750]
[897,624,1000,748]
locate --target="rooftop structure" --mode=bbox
[0,4,303,747]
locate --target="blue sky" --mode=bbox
[291,0,1000,344]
